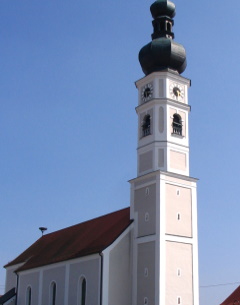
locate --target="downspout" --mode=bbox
[15,272,19,305]
[99,253,103,305]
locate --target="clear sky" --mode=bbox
[0,1,240,305]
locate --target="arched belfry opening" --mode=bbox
[172,113,182,135]
[142,114,151,137]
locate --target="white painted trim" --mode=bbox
[38,270,43,305]
[136,235,156,244]
[192,187,199,305]
[5,263,24,271]
[98,257,101,305]
[165,235,194,244]
[129,170,198,185]
[101,251,109,305]
[101,224,133,305]
[159,176,166,305]
[25,285,32,305]
[132,212,138,305]
[130,178,157,190]
[155,174,161,305]
[135,99,190,113]
[104,223,133,254]
[49,281,57,305]
[77,275,87,305]
[64,263,70,305]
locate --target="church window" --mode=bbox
[160,20,165,31]
[144,297,148,305]
[26,286,31,305]
[177,213,181,220]
[178,297,181,304]
[50,282,56,305]
[167,22,171,32]
[145,212,149,222]
[145,187,149,196]
[172,114,182,136]
[177,269,181,277]
[142,115,151,137]
[78,277,87,305]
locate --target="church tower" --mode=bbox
[130,1,199,305]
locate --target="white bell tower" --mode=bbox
[130,1,199,305]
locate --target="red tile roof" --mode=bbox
[220,286,240,305]
[5,207,132,272]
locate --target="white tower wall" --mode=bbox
[130,71,199,305]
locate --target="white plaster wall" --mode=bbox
[165,183,192,237]
[134,183,156,237]
[68,257,100,305]
[108,230,132,305]
[137,241,155,305]
[5,266,19,292]
[17,271,39,305]
[165,241,193,305]
[42,265,66,305]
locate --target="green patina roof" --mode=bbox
[150,0,175,19]
[139,0,186,75]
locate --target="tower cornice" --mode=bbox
[135,98,191,113]
[135,71,191,88]
[129,169,198,185]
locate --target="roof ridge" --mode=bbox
[42,206,130,237]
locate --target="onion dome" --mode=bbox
[139,0,187,75]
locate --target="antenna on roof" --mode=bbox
[39,227,47,236]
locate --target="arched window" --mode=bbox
[172,114,182,135]
[142,115,151,137]
[26,286,31,305]
[167,22,172,32]
[160,20,165,31]
[78,277,87,305]
[50,282,56,305]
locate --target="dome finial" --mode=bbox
[150,0,176,40]
[138,0,187,75]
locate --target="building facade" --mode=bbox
[1,1,199,305]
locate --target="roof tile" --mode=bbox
[5,207,132,272]
[220,286,240,305]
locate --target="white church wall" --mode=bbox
[41,265,66,305]
[102,225,133,305]
[15,254,101,305]
[5,263,23,292]
[68,256,101,305]
[18,271,39,305]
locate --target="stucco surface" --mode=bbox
[134,183,156,237]
[165,183,192,237]
[137,241,155,305]
[165,241,193,305]
[108,231,132,305]
[18,272,39,305]
[68,258,100,305]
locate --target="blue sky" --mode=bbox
[1,1,240,305]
